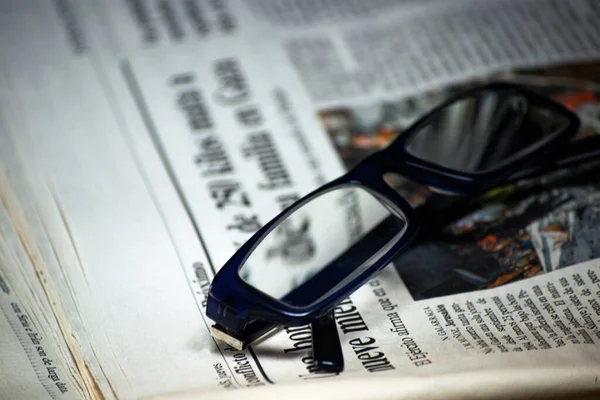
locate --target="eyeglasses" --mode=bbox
[206,82,581,350]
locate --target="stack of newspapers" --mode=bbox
[1,1,600,399]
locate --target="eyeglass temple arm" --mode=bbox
[507,134,600,183]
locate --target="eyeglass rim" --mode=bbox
[206,172,420,332]
[379,81,580,194]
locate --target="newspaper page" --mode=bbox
[278,0,600,107]
[0,267,78,400]
[1,0,600,399]
[0,122,88,398]
[0,179,81,400]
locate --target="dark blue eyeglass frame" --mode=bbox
[206,82,580,347]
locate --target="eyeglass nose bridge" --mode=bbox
[365,148,479,195]
[348,150,410,183]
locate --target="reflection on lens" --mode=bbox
[239,186,407,307]
[406,89,570,172]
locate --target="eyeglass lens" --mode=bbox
[238,186,407,307]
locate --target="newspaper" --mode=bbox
[0,0,600,399]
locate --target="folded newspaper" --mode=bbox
[1,1,600,399]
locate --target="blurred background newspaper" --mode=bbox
[0,1,599,399]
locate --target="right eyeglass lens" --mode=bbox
[405,89,571,173]
[238,185,407,308]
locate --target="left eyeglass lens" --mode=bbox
[239,186,407,307]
